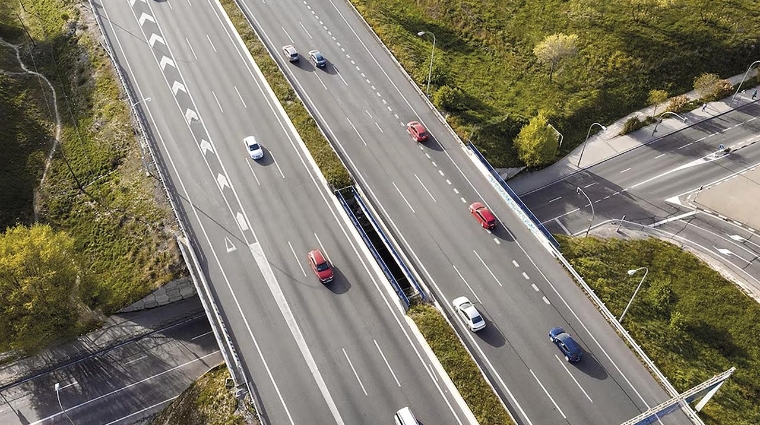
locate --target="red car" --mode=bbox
[469,202,496,229]
[308,249,334,283]
[406,121,429,142]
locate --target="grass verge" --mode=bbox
[151,364,258,425]
[218,0,352,190]
[347,0,760,167]
[557,235,760,425]
[409,304,515,425]
[1,0,183,348]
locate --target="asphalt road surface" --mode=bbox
[232,0,692,423]
[0,315,221,425]
[95,0,471,424]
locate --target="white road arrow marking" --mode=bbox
[715,247,735,256]
[139,13,155,26]
[224,237,237,253]
[171,80,186,95]
[200,139,214,155]
[216,174,229,190]
[160,56,175,70]
[149,34,165,47]
[729,234,745,241]
[236,212,249,231]
[184,109,198,124]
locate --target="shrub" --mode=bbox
[618,115,656,135]
[665,94,691,113]
[433,85,467,112]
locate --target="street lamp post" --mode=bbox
[651,111,687,136]
[548,123,564,147]
[131,96,151,109]
[54,383,76,425]
[619,267,649,324]
[575,187,595,237]
[417,31,435,98]
[731,60,760,104]
[576,122,606,168]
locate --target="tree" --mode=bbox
[693,73,721,100]
[648,89,668,117]
[533,33,578,82]
[0,224,80,353]
[513,112,559,167]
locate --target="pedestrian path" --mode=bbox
[508,73,759,195]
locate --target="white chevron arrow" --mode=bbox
[236,212,249,231]
[149,33,165,47]
[217,174,229,190]
[160,56,175,70]
[184,109,198,124]
[224,237,237,253]
[171,80,185,94]
[138,13,155,26]
[200,139,214,155]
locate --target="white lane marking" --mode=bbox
[314,232,330,263]
[29,351,220,425]
[452,264,482,303]
[336,68,349,86]
[205,34,217,52]
[555,355,593,402]
[620,167,631,173]
[374,340,401,387]
[438,169,445,177]
[365,109,372,118]
[288,241,307,277]
[473,250,503,287]
[678,142,692,149]
[446,179,451,185]
[392,182,415,213]
[493,237,500,245]
[542,296,550,305]
[453,188,459,194]
[554,218,571,235]
[245,160,261,186]
[211,90,223,113]
[59,381,78,390]
[346,117,368,146]
[234,86,247,108]
[548,196,561,203]
[530,370,566,419]
[269,151,286,178]
[299,21,313,39]
[583,182,596,188]
[314,72,328,90]
[512,260,520,267]
[460,197,466,203]
[522,272,530,280]
[342,348,368,396]
[104,397,177,425]
[654,153,665,159]
[185,37,197,60]
[191,331,213,341]
[375,122,383,132]
[124,355,147,365]
[282,26,295,44]
[531,284,539,292]
[414,174,437,202]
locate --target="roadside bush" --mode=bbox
[665,94,691,113]
[618,115,652,135]
[433,85,467,112]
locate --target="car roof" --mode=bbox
[310,249,326,263]
[408,121,425,130]
[284,45,296,51]
[244,136,257,145]
[556,332,582,353]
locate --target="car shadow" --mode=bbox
[290,58,313,72]
[421,136,444,152]
[489,224,515,243]
[326,266,351,295]
[255,148,276,166]
[573,353,609,380]
[473,308,506,347]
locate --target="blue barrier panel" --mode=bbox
[335,189,410,308]
[353,191,426,301]
[468,143,560,248]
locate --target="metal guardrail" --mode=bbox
[336,188,410,308]
[86,0,247,392]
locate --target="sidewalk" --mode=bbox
[508,73,759,195]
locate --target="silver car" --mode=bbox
[282,45,299,62]
[244,136,264,160]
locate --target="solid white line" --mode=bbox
[29,351,220,425]
[346,117,368,146]
[452,264,482,303]
[342,348,368,395]
[288,241,307,277]
[59,381,78,390]
[123,355,147,366]
[191,331,213,341]
[336,69,349,86]
[103,396,177,425]
[374,340,401,387]
[414,174,437,202]
[185,37,197,60]
[555,355,593,402]
[245,160,261,186]
[299,21,313,39]
[314,232,330,262]
[530,369,566,419]
[392,182,415,213]
[211,90,223,113]
[268,151,286,178]
[473,250,503,287]
[234,86,247,108]
[650,210,697,227]
[281,26,294,44]
[205,34,217,52]
[554,218,571,235]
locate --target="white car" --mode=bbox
[244,136,264,160]
[452,296,486,332]
[282,45,299,62]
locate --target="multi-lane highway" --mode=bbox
[232,0,690,423]
[95,0,471,424]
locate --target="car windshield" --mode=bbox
[316,262,330,272]
[419,131,428,137]
[472,315,484,324]
[315,53,324,61]
[249,143,260,151]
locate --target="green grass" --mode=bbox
[1,0,183,322]
[151,364,257,425]
[218,0,352,190]
[410,304,515,425]
[348,0,760,167]
[557,236,760,425]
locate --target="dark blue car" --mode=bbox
[549,327,583,362]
